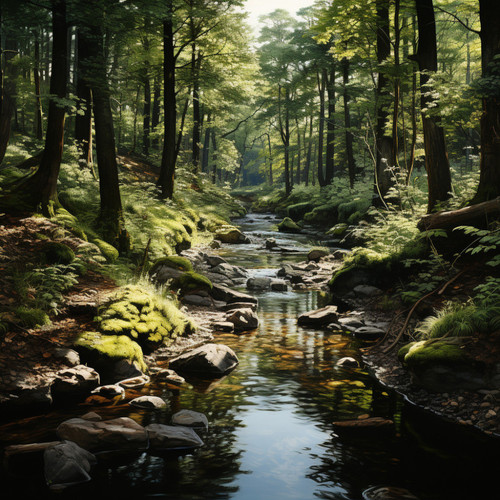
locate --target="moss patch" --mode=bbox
[171,271,213,296]
[277,217,301,233]
[74,331,147,373]
[91,238,119,262]
[150,256,193,274]
[399,338,469,367]
[41,242,75,265]
[15,307,51,328]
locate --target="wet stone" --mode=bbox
[172,409,209,430]
[129,395,167,410]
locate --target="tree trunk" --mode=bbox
[201,112,211,173]
[158,3,177,199]
[0,34,17,164]
[295,119,301,185]
[191,46,202,172]
[473,0,500,202]
[75,28,93,167]
[33,31,43,140]
[143,74,151,156]
[151,76,161,149]
[284,87,291,195]
[304,115,313,185]
[267,132,273,185]
[317,70,327,187]
[211,129,218,183]
[415,0,452,212]
[325,64,336,184]
[342,57,356,188]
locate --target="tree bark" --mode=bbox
[317,70,326,187]
[473,0,500,202]
[143,74,151,156]
[0,34,17,164]
[201,112,211,173]
[342,57,356,188]
[325,64,336,184]
[158,3,177,199]
[151,76,161,149]
[191,45,202,172]
[33,31,43,140]
[415,0,452,212]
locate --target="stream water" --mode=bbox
[0,213,497,499]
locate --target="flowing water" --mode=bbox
[0,213,497,499]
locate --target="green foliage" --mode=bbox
[453,225,500,267]
[14,306,50,328]
[150,256,193,274]
[95,283,196,351]
[75,331,147,373]
[41,242,75,265]
[91,238,119,262]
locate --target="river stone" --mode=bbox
[277,217,301,233]
[353,284,383,297]
[51,365,100,401]
[270,279,288,291]
[81,412,102,421]
[308,249,329,262]
[172,409,209,430]
[205,255,227,267]
[129,395,167,409]
[211,284,258,304]
[57,416,148,452]
[108,359,144,384]
[182,294,212,307]
[213,321,235,333]
[265,238,278,250]
[4,441,61,474]
[155,369,185,386]
[219,301,257,312]
[0,385,52,412]
[117,374,150,389]
[338,316,365,330]
[212,263,248,279]
[298,306,338,327]
[53,348,80,367]
[169,343,239,378]
[362,486,420,500]
[91,384,125,398]
[209,239,221,249]
[215,227,249,244]
[332,417,394,432]
[246,277,271,290]
[44,441,96,491]
[353,326,385,341]
[336,357,360,368]
[226,308,259,332]
[146,424,204,450]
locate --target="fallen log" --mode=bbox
[417,197,500,231]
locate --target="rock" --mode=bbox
[219,301,258,312]
[169,343,239,378]
[336,357,359,367]
[80,412,102,421]
[327,223,348,237]
[362,486,419,500]
[4,441,61,474]
[270,279,288,292]
[212,263,248,279]
[215,227,249,244]
[225,308,259,332]
[51,365,100,401]
[146,424,204,450]
[338,316,365,330]
[213,321,235,333]
[211,284,258,304]
[353,284,383,297]
[91,385,125,398]
[44,441,96,490]
[107,359,145,384]
[353,326,385,341]
[57,417,148,452]
[333,249,350,259]
[277,217,301,233]
[246,277,272,290]
[209,240,221,249]
[265,238,278,250]
[117,374,150,389]
[0,385,52,412]
[172,409,209,430]
[53,348,80,366]
[182,294,212,307]
[205,255,227,267]
[307,249,329,262]
[129,395,167,409]
[298,306,338,327]
[155,369,185,386]
[332,417,394,432]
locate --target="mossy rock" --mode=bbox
[15,307,51,328]
[338,199,370,223]
[74,331,147,373]
[303,202,339,225]
[95,285,196,352]
[41,241,75,265]
[287,202,315,221]
[277,217,301,233]
[150,256,193,275]
[172,271,213,296]
[326,223,348,237]
[91,238,119,262]
[215,226,245,243]
[399,339,469,367]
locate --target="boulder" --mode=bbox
[129,395,167,410]
[146,424,204,450]
[108,359,144,384]
[246,277,272,290]
[307,249,329,262]
[219,301,257,312]
[353,284,383,297]
[57,417,148,452]
[270,279,288,292]
[353,326,385,341]
[0,385,52,412]
[212,263,248,279]
[362,486,420,500]
[172,409,209,430]
[210,284,258,304]
[154,369,185,386]
[118,374,150,389]
[265,238,278,250]
[4,441,60,474]
[53,348,80,367]
[44,441,96,491]
[169,343,239,378]
[205,255,227,267]
[298,306,338,327]
[51,365,100,401]
[215,227,249,244]
[209,240,221,249]
[277,217,301,233]
[91,385,125,399]
[182,294,212,307]
[336,357,359,367]
[338,316,365,331]
[226,308,259,332]
[213,321,235,333]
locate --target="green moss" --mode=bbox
[172,271,213,295]
[150,256,193,274]
[74,331,147,373]
[304,202,339,225]
[338,198,370,223]
[15,307,51,328]
[277,217,301,233]
[91,238,119,262]
[399,338,469,367]
[287,202,315,221]
[326,223,348,237]
[41,242,75,265]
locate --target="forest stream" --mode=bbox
[0,213,498,500]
